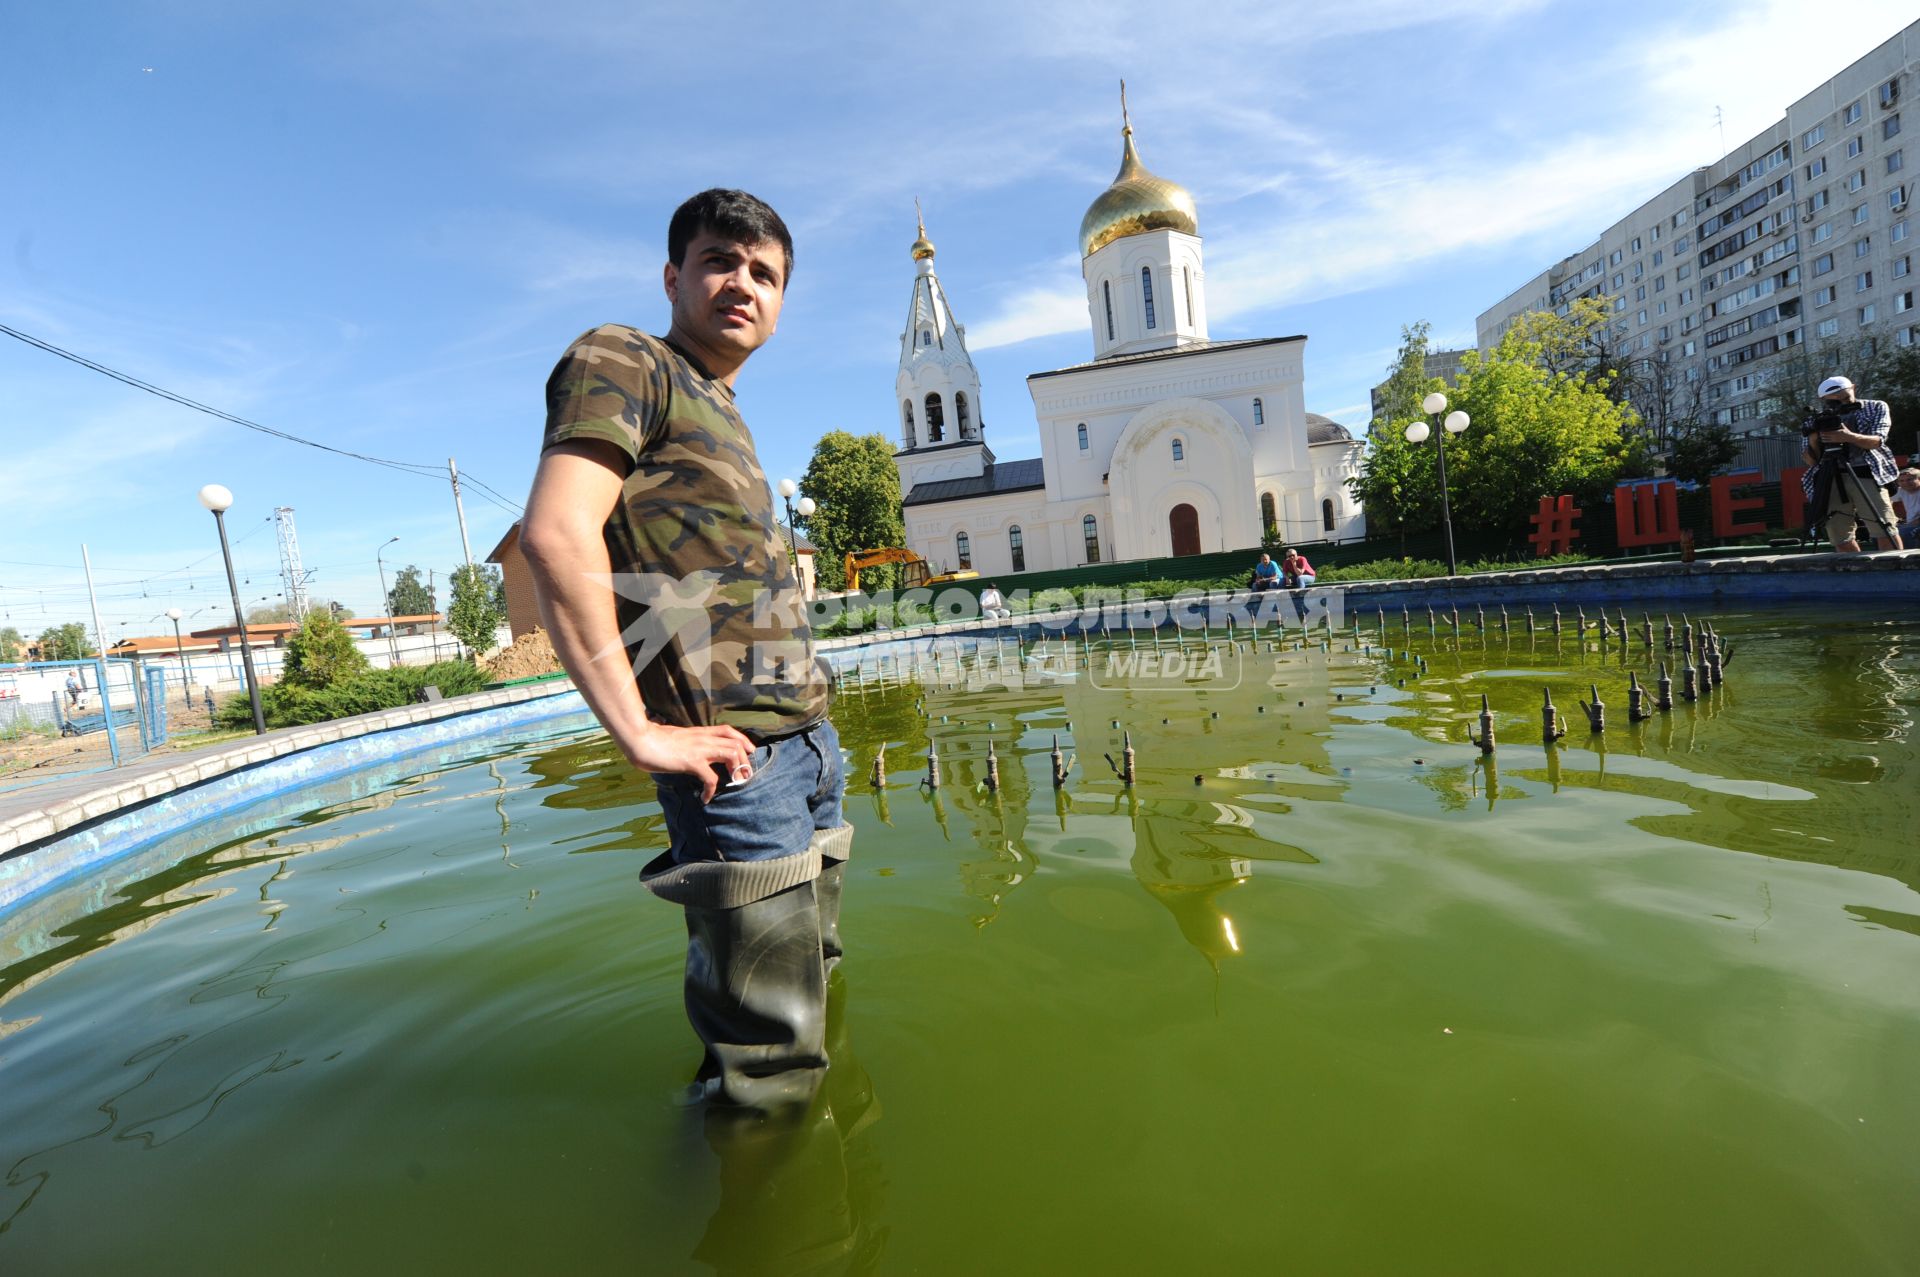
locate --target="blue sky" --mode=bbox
[4,0,1915,642]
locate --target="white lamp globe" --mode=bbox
[1404,421,1431,444]
[1444,410,1470,434]
[1421,391,1448,415]
[777,477,798,499]
[197,484,234,513]
[166,607,182,621]
[795,496,816,517]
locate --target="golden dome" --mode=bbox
[911,200,936,261]
[1078,85,1198,257]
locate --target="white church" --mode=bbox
[893,95,1365,578]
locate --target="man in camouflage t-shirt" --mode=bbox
[522,189,849,1115]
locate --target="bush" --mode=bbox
[281,610,371,690]
[217,660,491,730]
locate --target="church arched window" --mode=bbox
[1102,280,1115,342]
[1142,267,1156,329]
[921,330,931,346]
[1009,525,1025,573]
[1183,266,1194,324]
[901,399,916,448]
[1322,498,1337,533]
[1077,422,1088,451]
[955,530,972,569]
[1260,492,1277,536]
[925,393,945,442]
[1083,515,1101,564]
[955,392,971,438]
[1171,437,1184,463]
[1253,397,1265,426]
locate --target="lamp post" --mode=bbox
[198,484,266,734]
[777,478,801,565]
[1405,391,1471,576]
[165,606,189,708]
[793,495,816,597]
[375,537,401,669]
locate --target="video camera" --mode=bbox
[1801,405,1848,459]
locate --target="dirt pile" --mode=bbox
[482,628,565,682]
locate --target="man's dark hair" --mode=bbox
[668,188,794,285]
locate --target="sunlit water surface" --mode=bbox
[3,606,1918,1274]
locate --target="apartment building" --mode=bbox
[1477,21,1918,438]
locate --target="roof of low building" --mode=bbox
[1306,414,1357,445]
[902,458,1048,507]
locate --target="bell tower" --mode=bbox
[894,204,994,496]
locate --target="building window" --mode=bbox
[1141,267,1156,329]
[1077,422,1089,451]
[1814,221,1833,243]
[1008,525,1025,573]
[1183,266,1194,323]
[1808,156,1827,178]
[1895,291,1914,313]
[1259,491,1276,536]
[1894,187,1912,210]
[1858,271,1874,292]
[1321,498,1336,533]
[1857,237,1873,258]
[1170,437,1184,463]
[1817,317,1840,338]
[1809,189,1830,212]
[955,531,971,569]
[1848,136,1864,158]
[1805,124,1826,148]
[1881,80,1901,109]
[1896,256,1912,278]
[955,391,971,437]
[1846,100,1863,125]
[1860,305,1877,324]
[1896,219,1911,242]
[1815,285,1835,306]
[1889,151,1905,175]
[1102,280,1115,341]
[924,392,945,442]
[1847,169,1866,192]
[1888,114,1904,140]
[1610,249,1623,266]
[1083,515,1100,564]
[921,331,931,346]
[1814,253,1834,275]
[901,399,915,447]
[1252,397,1264,426]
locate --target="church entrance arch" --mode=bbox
[1169,504,1201,556]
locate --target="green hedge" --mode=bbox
[218,661,491,730]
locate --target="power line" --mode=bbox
[2,322,447,477]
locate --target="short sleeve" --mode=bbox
[542,325,673,466]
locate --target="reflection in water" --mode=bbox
[693,973,885,1276]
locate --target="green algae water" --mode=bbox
[2,604,1918,1274]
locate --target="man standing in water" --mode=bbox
[520,189,848,1114]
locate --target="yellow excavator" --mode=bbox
[843,547,979,593]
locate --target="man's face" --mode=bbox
[1823,386,1856,407]
[664,231,786,362]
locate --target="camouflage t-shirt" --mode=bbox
[542,324,831,739]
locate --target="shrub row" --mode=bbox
[218,661,491,730]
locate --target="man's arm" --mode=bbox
[521,441,752,801]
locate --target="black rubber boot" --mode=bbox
[683,876,830,1115]
[815,857,846,977]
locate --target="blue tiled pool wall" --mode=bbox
[0,695,597,921]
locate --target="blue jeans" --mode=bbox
[652,718,844,865]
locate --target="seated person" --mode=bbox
[1282,548,1316,588]
[1251,553,1281,591]
[979,582,1010,619]
[1895,468,1920,547]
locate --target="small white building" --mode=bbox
[895,94,1364,578]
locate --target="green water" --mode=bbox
[2,606,1918,1274]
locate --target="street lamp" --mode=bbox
[777,478,803,566]
[165,606,189,708]
[198,483,266,734]
[1404,391,1471,576]
[375,537,401,669]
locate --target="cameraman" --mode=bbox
[1799,375,1903,552]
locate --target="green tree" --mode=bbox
[798,432,905,591]
[1440,316,1647,537]
[1667,421,1742,486]
[247,602,293,624]
[35,622,93,661]
[281,609,371,690]
[448,564,507,656]
[1349,323,1446,541]
[386,565,434,617]
[0,627,22,662]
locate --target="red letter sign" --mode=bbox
[1709,470,1767,537]
[1614,481,1683,549]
